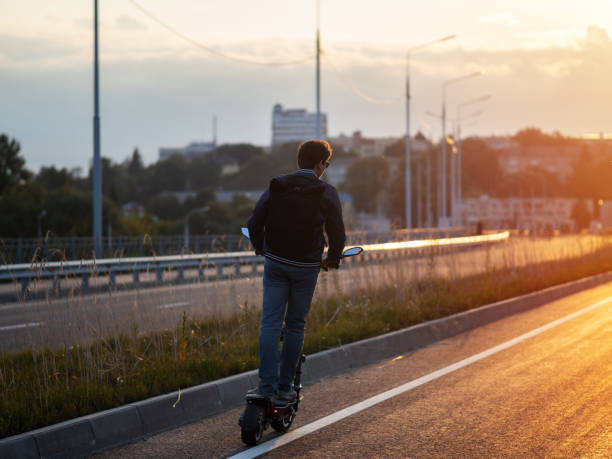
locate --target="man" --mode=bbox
[247,139,345,402]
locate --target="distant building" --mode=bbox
[272,103,327,145]
[122,201,145,218]
[159,141,216,162]
[599,201,612,229]
[462,195,593,233]
[329,131,398,157]
[497,145,580,182]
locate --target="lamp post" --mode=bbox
[315,0,322,138]
[93,0,102,258]
[451,109,483,225]
[404,35,455,229]
[455,95,491,225]
[439,71,481,227]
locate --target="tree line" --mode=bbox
[1,128,609,238]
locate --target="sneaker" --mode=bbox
[246,388,273,399]
[275,389,297,403]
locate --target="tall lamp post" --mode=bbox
[439,71,481,227]
[93,0,102,258]
[315,0,322,138]
[455,95,491,226]
[404,35,455,229]
[450,109,484,225]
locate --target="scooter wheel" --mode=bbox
[240,405,264,445]
[271,406,295,433]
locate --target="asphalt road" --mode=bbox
[97,278,612,458]
[1,236,608,352]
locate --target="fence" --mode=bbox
[0,228,469,264]
[0,231,509,299]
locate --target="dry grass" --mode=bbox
[2,234,612,438]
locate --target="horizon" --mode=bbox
[2,1,612,171]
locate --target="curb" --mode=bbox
[3,269,612,457]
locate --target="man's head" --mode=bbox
[297,139,332,178]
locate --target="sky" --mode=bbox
[1,0,612,171]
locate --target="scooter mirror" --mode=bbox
[342,247,363,257]
[241,227,250,239]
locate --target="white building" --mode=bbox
[159,141,216,162]
[329,131,399,157]
[272,104,327,145]
[462,196,593,233]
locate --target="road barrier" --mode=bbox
[0,228,467,263]
[0,231,509,297]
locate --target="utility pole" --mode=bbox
[439,71,481,227]
[213,115,218,147]
[315,0,321,138]
[405,53,412,228]
[405,35,455,230]
[456,95,490,226]
[93,0,102,258]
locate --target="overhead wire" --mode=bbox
[321,50,401,105]
[127,0,315,66]
[129,0,403,105]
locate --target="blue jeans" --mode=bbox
[258,258,320,395]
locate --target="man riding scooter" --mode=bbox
[246,139,346,403]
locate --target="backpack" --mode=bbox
[265,175,326,260]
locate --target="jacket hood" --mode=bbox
[269,173,325,194]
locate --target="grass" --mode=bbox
[2,234,612,438]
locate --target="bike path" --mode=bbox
[97,279,612,458]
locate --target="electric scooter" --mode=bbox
[237,228,363,445]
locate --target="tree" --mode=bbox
[221,142,297,190]
[183,187,215,214]
[341,156,390,214]
[146,154,190,193]
[512,127,575,147]
[187,156,221,190]
[213,143,264,166]
[187,194,254,234]
[35,166,75,190]
[499,166,563,198]
[127,148,144,176]
[571,200,592,230]
[0,134,31,195]
[148,193,184,220]
[460,137,502,197]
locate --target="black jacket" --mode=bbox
[247,171,346,265]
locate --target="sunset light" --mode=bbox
[1,2,611,457]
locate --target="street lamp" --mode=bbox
[454,95,491,225]
[315,0,322,138]
[93,0,102,257]
[439,71,481,227]
[405,34,455,229]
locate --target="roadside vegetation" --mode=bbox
[2,235,612,438]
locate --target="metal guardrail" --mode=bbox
[0,232,509,296]
[0,228,468,263]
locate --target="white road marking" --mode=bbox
[229,295,612,459]
[0,322,44,332]
[156,301,190,310]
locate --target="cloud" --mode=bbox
[115,14,147,31]
[0,34,78,62]
[3,25,612,171]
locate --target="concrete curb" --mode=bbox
[3,270,612,458]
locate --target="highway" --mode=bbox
[1,236,610,352]
[98,278,612,458]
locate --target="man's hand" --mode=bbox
[321,258,339,271]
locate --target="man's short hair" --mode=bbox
[297,139,332,169]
